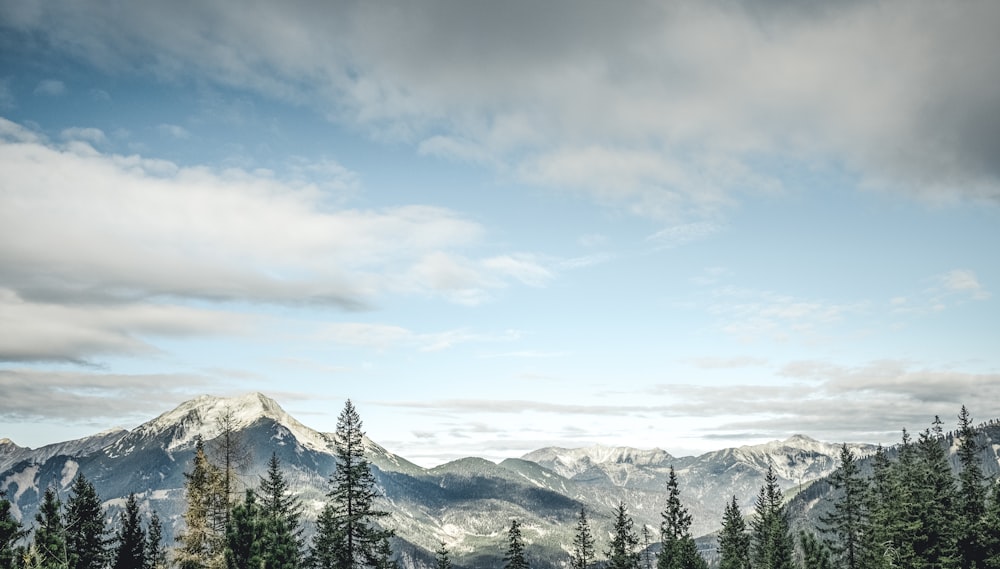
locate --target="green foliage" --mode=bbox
[65,473,109,569]
[435,542,451,569]
[504,519,528,569]
[910,420,960,567]
[717,496,750,569]
[257,453,303,569]
[310,400,393,569]
[1,490,28,569]
[145,511,167,569]
[984,479,1000,567]
[819,444,865,569]
[33,487,67,569]
[606,503,639,569]
[112,493,146,569]
[225,490,263,569]
[956,406,987,569]
[749,466,794,569]
[570,508,595,569]
[799,531,833,569]
[657,467,705,569]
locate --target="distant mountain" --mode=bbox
[0,393,886,569]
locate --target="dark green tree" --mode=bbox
[1,490,28,569]
[310,400,392,569]
[434,542,451,569]
[257,453,303,569]
[225,490,263,569]
[640,525,654,569]
[112,493,146,569]
[606,503,639,569]
[145,511,167,569]
[717,496,750,569]
[956,406,987,569]
[65,473,109,569]
[820,444,866,569]
[911,421,959,568]
[33,487,67,569]
[984,480,1000,567]
[570,507,595,569]
[657,467,705,569]
[504,519,528,569]
[749,466,794,569]
[860,444,893,569]
[799,531,833,569]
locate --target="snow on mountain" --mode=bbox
[521,445,674,479]
[0,428,128,473]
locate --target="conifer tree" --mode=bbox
[310,400,393,569]
[606,503,639,569]
[820,444,866,569]
[434,542,451,569]
[717,496,750,569]
[799,531,833,569]
[912,422,959,568]
[570,507,595,569]
[956,406,987,569]
[211,408,252,529]
[225,490,263,569]
[1,490,28,569]
[257,453,303,569]
[145,511,167,569]
[65,473,109,569]
[112,493,146,569]
[657,467,705,569]
[177,437,227,569]
[504,519,528,569]
[749,466,794,569]
[33,487,67,569]
[640,525,654,569]
[861,445,894,569]
[984,480,1000,567]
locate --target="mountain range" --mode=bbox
[3,392,990,569]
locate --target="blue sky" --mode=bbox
[1,0,998,465]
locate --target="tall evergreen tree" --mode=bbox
[640,525,654,569]
[956,406,987,569]
[257,453,303,569]
[570,508,595,569]
[112,493,146,569]
[820,444,866,569]
[606,503,639,569]
[434,542,451,569]
[749,466,794,569]
[717,496,750,569]
[1,490,28,569]
[65,473,109,569]
[310,400,392,569]
[912,422,959,568]
[145,511,167,569]
[799,531,833,569]
[657,467,705,569]
[177,437,227,569]
[225,490,263,569]
[504,519,528,569]
[33,487,67,569]
[984,480,1000,568]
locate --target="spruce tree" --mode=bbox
[657,467,705,569]
[717,496,750,569]
[65,473,109,569]
[504,519,528,569]
[956,406,987,569]
[912,422,959,568]
[606,502,639,569]
[570,507,595,569]
[640,525,654,569]
[257,453,303,569]
[145,511,167,569]
[820,444,866,569]
[749,466,794,569]
[861,445,894,569]
[225,490,263,569]
[177,437,227,569]
[310,400,393,569]
[435,542,451,569]
[33,487,67,569]
[112,492,147,569]
[1,490,28,569]
[799,531,833,569]
[984,480,1000,567]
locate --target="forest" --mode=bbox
[2,403,999,569]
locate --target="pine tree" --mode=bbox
[570,508,595,569]
[112,493,146,569]
[984,480,1000,567]
[606,503,639,569]
[657,467,705,569]
[820,444,866,569]
[310,400,393,569]
[717,496,750,569]
[1,490,28,569]
[749,466,794,569]
[257,453,303,569]
[799,531,833,569]
[912,421,959,568]
[434,542,451,569]
[504,519,528,569]
[640,525,654,569]
[956,406,987,569]
[225,490,263,569]
[145,511,167,569]
[861,445,894,569]
[177,437,227,569]
[65,473,109,569]
[33,487,68,569]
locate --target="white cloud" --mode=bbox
[317,322,520,352]
[941,269,990,300]
[157,123,190,139]
[61,127,106,144]
[33,79,65,96]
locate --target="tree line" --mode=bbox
[4,403,1000,569]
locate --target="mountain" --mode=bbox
[0,393,883,569]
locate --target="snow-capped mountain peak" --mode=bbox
[521,444,674,479]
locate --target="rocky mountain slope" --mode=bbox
[0,393,886,568]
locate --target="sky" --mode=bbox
[1,0,999,467]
